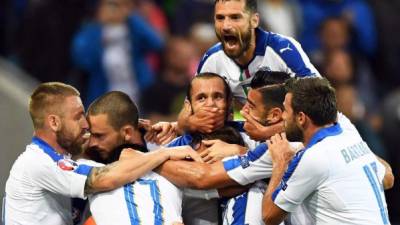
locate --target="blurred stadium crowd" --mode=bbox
[0,0,399,222]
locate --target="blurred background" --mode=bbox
[0,0,399,222]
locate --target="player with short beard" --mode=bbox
[178,0,320,135]
[263,77,394,225]
[4,82,200,225]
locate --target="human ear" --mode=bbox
[121,125,134,142]
[48,114,62,132]
[266,107,283,124]
[297,112,306,126]
[250,13,259,29]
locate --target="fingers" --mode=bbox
[240,110,263,129]
[160,134,176,146]
[155,123,171,138]
[199,150,209,158]
[144,130,156,143]
[204,156,217,164]
[187,150,203,163]
[201,139,218,147]
[200,150,218,164]
[280,132,287,141]
[138,119,152,131]
[145,122,177,145]
[202,154,214,164]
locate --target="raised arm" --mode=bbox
[262,134,295,225]
[84,146,201,195]
[155,159,238,189]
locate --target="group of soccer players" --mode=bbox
[4,0,394,225]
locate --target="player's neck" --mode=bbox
[131,129,145,146]
[34,130,67,155]
[303,123,335,147]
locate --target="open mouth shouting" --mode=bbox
[219,28,251,59]
[223,34,240,51]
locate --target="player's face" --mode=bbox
[242,89,268,141]
[190,77,228,114]
[56,96,89,156]
[214,0,254,59]
[88,114,125,161]
[283,93,304,142]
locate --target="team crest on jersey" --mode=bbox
[239,155,250,168]
[57,158,78,171]
[279,180,288,191]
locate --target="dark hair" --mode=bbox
[285,77,337,126]
[257,84,286,111]
[214,0,257,14]
[186,72,232,104]
[250,68,291,89]
[87,91,139,130]
[191,125,245,147]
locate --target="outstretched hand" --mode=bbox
[200,139,246,164]
[188,103,225,133]
[145,121,178,145]
[166,145,204,163]
[241,109,284,140]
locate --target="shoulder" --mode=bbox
[264,32,305,60]
[14,144,57,177]
[290,144,330,176]
[167,134,193,147]
[203,43,224,59]
[267,32,300,49]
[266,33,319,76]
[197,43,224,73]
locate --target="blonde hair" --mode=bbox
[29,82,80,129]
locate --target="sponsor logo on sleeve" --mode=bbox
[239,155,250,169]
[280,180,288,191]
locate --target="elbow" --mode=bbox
[262,213,280,225]
[262,198,280,225]
[383,173,395,190]
[188,169,209,189]
[187,167,214,189]
[262,213,274,225]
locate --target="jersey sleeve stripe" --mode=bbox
[74,164,93,176]
[32,137,63,162]
[223,157,243,171]
[32,136,94,175]
[223,143,268,172]
[267,33,317,77]
[272,124,343,200]
[272,149,307,201]
[196,43,223,74]
[254,28,269,56]
[166,134,192,147]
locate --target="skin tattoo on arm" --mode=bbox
[84,163,116,195]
